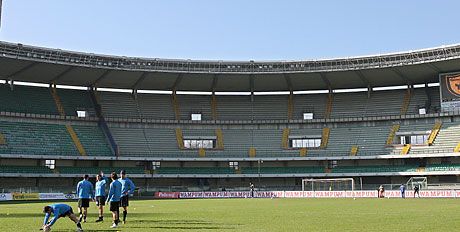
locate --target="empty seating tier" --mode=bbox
[0,120,111,156]
[57,166,145,174]
[0,166,54,174]
[0,85,58,115]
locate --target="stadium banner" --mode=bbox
[12,192,39,200]
[154,192,180,199]
[39,193,78,200]
[0,193,13,201]
[439,71,460,111]
[179,190,460,199]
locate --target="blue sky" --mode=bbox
[1,0,459,60]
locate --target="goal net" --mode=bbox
[302,178,355,192]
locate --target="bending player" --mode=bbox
[76,174,94,223]
[95,174,107,222]
[119,169,136,224]
[107,172,122,228]
[42,203,83,232]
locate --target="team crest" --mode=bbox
[446,74,460,97]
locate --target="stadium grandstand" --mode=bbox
[1,41,460,193]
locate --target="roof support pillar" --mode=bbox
[392,68,413,86]
[131,72,148,92]
[211,74,218,93]
[90,70,111,88]
[367,85,372,99]
[49,82,57,89]
[171,73,183,91]
[7,62,37,79]
[356,70,371,87]
[49,66,74,83]
[320,73,332,91]
[284,74,293,92]
[132,89,138,99]
[427,63,441,73]
[249,75,254,102]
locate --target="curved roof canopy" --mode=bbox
[0,41,460,92]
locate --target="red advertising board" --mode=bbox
[154,192,180,199]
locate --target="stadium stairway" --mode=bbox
[427,121,442,145]
[172,91,181,120]
[432,122,460,151]
[0,132,6,145]
[455,142,460,153]
[400,88,413,115]
[50,85,87,156]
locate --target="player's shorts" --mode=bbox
[57,207,74,218]
[78,198,90,208]
[120,195,129,207]
[96,196,106,206]
[110,201,120,212]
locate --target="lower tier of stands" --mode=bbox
[0,120,112,156]
[109,119,460,158]
[1,116,459,158]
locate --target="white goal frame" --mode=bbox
[302,178,355,192]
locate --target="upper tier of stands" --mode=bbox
[97,87,440,120]
[0,85,58,115]
[0,85,94,116]
[0,84,440,120]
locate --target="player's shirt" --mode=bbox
[118,177,135,196]
[77,179,94,199]
[400,185,405,192]
[107,179,122,202]
[43,204,71,226]
[95,179,107,197]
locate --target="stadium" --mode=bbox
[2,41,460,193]
[1,41,460,230]
[2,1,460,231]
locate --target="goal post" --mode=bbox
[302,178,355,192]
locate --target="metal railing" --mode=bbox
[2,41,460,74]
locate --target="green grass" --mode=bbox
[0,198,459,231]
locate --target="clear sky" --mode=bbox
[1,0,459,61]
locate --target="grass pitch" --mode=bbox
[0,198,459,231]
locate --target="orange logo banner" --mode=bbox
[447,74,460,97]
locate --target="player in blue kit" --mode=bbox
[119,169,136,224]
[400,184,406,198]
[42,203,83,232]
[76,174,94,223]
[107,172,123,228]
[95,174,107,222]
